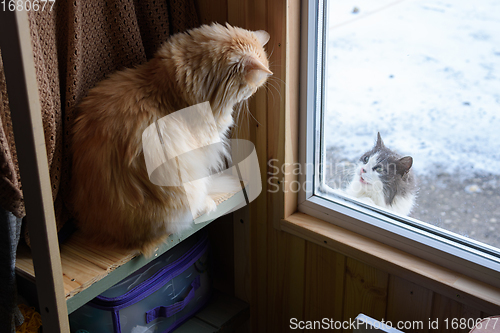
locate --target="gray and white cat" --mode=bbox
[324,133,417,216]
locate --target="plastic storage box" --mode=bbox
[69,232,211,333]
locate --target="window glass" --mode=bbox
[321,0,500,249]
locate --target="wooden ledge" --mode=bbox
[16,189,246,314]
[281,212,500,314]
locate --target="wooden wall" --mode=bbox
[195,0,227,25]
[302,241,494,333]
[196,1,500,332]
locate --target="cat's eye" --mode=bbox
[362,156,369,164]
[373,165,382,173]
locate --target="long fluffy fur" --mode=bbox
[70,23,271,254]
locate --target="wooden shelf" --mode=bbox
[16,189,246,314]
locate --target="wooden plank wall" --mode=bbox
[195,0,227,25]
[196,1,500,332]
[301,241,493,333]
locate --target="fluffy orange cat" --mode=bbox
[71,23,271,254]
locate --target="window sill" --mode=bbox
[281,212,500,314]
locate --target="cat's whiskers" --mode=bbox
[265,81,279,106]
[232,100,254,140]
[245,100,262,129]
[267,76,286,91]
[268,43,276,59]
[265,79,282,105]
[232,102,246,140]
[272,79,286,90]
[241,100,251,139]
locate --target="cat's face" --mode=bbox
[187,23,272,110]
[353,133,414,205]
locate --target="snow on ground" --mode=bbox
[324,0,500,178]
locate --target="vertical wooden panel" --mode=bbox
[481,312,494,318]
[225,1,305,330]
[458,305,482,333]
[283,234,306,326]
[431,294,483,333]
[227,1,274,331]
[195,0,228,24]
[233,207,251,302]
[343,258,389,333]
[227,0,247,29]
[230,0,307,331]
[304,242,346,332]
[430,294,461,333]
[251,0,273,325]
[386,275,433,333]
[261,0,306,329]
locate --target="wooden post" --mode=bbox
[0,10,70,332]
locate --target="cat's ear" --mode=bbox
[397,156,413,175]
[245,56,272,86]
[376,132,385,149]
[254,30,270,46]
[245,56,272,74]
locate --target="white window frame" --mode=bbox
[298,0,500,288]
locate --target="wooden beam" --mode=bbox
[228,1,305,331]
[0,10,70,332]
[228,0,254,310]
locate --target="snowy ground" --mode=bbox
[323,0,500,248]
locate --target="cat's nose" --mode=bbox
[361,168,366,174]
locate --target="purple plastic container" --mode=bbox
[69,233,211,333]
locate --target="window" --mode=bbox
[299,0,500,287]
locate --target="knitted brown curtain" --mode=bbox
[0,0,200,235]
